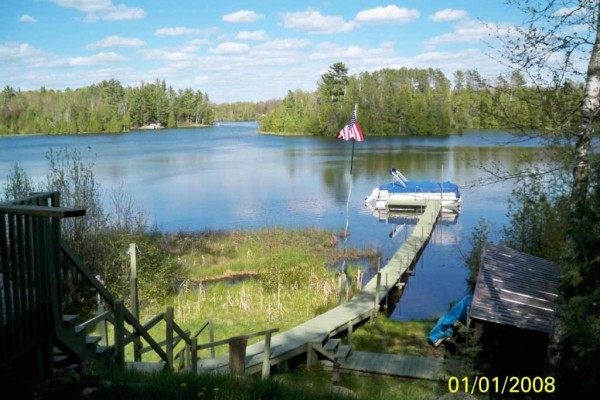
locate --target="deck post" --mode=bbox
[338,271,347,304]
[306,341,317,369]
[347,321,353,341]
[98,303,109,346]
[166,306,174,370]
[262,331,272,379]
[374,272,381,309]
[229,336,247,375]
[114,299,125,367]
[191,337,198,374]
[209,320,215,359]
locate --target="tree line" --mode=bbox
[0,79,216,135]
[259,63,584,136]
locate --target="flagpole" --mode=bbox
[349,103,358,175]
[340,103,359,296]
[350,139,355,175]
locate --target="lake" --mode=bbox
[0,122,543,320]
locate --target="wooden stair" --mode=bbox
[309,337,352,367]
[53,313,113,368]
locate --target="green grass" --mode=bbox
[61,364,445,400]
[83,228,452,399]
[351,315,443,358]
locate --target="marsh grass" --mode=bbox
[114,228,370,361]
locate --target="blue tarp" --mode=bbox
[380,180,461,198]
[428,295,472,345]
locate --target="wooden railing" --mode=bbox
[1,192,278,378]
[0,192,85,373]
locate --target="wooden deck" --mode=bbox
[196,200,442,375]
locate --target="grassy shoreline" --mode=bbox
[76,227,447,400]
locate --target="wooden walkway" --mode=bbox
[197,200,442,375]
[339,351,445,380]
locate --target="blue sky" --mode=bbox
[0,1,545,102]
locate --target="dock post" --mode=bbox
[229,336,247,375]
[262,331,272,379]
[372,272,381,320]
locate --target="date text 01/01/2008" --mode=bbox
[447,376,556,395]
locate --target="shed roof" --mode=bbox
[469,243,561,334]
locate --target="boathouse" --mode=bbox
[469,243,561,375]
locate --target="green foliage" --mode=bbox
[2,148,179,306]
[501,166,568,261]
[2,162,34,200]
[43,147,106,256]
[0,79,216,134]
[557,158,600,396]
[260,65,584,136]
[465,218,490,292]
[318,62,349,103]
[496,159,599,395]
[213,99,282,121]
[444,321,482,378]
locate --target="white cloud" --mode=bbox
[223,10,264,23]
[255,39,311,51]
[0,42,43,61]
[49,0,146,21]
[355,6,420,24]
[67,51,127,67]
[139,48,197,62]
[102,4,146,21]
[423,19,511,49]
[187,38,211,46]
[310,41,395,60]
[18,14,37,23]
[429,9,468,22]
[87,35,145,49]
[235,31,268,41]
[155,27,201,37]
[283,10,356,34]
[209,42,251,54]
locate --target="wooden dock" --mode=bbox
[196,200,442,375]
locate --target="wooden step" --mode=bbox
[323,338,341,353]
[53,354,69,367]
[85,336,101,346]
[95,345,110,355]
[334,345,352,360]
[62,314,79,325]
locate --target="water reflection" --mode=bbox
[0,123,544,320]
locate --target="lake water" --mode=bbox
[0,122,543,320]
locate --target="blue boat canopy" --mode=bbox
[428,294,472,346]
[380,180,461,198]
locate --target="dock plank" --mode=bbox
[338,351,445,380]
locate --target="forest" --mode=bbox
[0,79,216,135]
[259,63,584,136]
[1,64,584,137]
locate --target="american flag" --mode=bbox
[337,110,364,142]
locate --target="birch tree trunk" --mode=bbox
[571,1,600,216]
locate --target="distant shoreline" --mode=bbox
[0,123,215,137]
